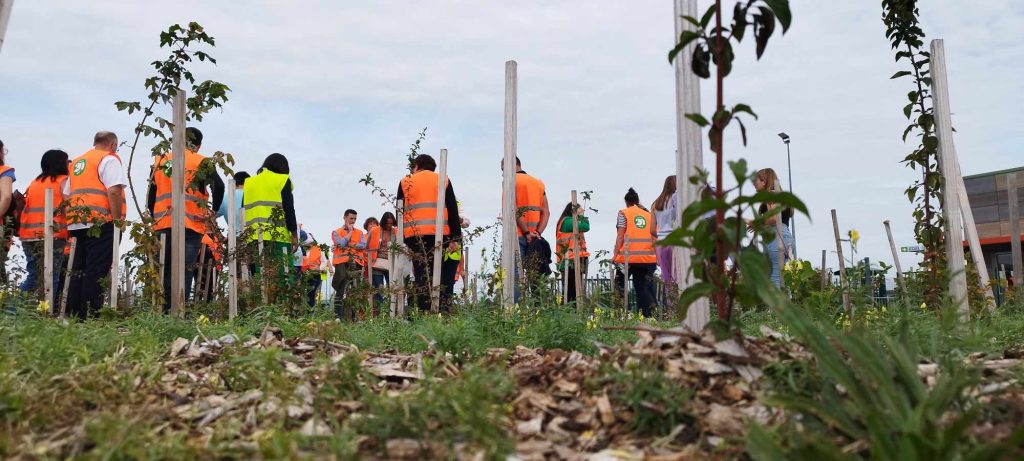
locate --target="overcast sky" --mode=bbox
[1,1,1021,279]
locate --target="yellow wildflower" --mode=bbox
[37,300,50,314]
[196,314,210,326]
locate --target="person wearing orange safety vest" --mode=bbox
[0,138,17,287]
[18,149,69,302]
[501,156,550,302]
[396,154,462,313]
[146,127,225,314]
[300,232,329,307]
[63,131,127,320]
[555,201,590,305]
[331,209,367,321]
[613,188,657,318]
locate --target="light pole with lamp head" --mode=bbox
[777,132,795,255]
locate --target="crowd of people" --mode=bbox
[0,131,796,321]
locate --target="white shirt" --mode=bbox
[63,155,128,231]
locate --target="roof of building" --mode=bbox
[963,165,1024,180]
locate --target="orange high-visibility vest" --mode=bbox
[67,149,120,225]
[555,217,588,262]
[19,176,69,240]
[151,150,211,234]
[302,245,323,272]
[515,172,545,236]
[365,225,381,262]
[613,206,656,264]
[201,233,222,263]
[332,227,365,266]
[400,170,449,238]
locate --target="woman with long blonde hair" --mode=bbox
[753,168,795,287]
[650,175,678,292]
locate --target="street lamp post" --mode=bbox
[778,132,795,257]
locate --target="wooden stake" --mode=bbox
[43,188,54,311]
[930,39,968,320]
[883,220,904,288]
[394,199,406,317]
[110,225,120,309]
[562,254,569,304]
[502,60,518,308]
[1008,172,1023,296]
[673,0,708,331]
[59,237,76,319]
[570,190,584,304]
[953,157,994,306]
[227,178,237,319]
[258,229,267,304]
[196,245,207,302]
[170,89,187,316]
[831,209,851,313]
[819,249,828,291]
[431,149,448,313]
[623,236,631,310]
[0,0,13,55]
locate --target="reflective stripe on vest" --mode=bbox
[19,176,69,240]
[242,170,292,243]
[151,150,211,234]
[514,172,545,236]
[613,206,657,264]
[67,149,119,225]
[332,227,365,266]
[401,170,449,238]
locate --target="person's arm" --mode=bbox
[354,232,368,250]
[578,216,590,233]
[650,210,659,238]
[57,178,69,226]
[146,181,156,216]
[0,176,12,218]
[537,193,550,235]
[445,181,462,241]
[107,185,125,221]
[281,180,298,242]
[333,230,350,248]
[613,211,626,260]
[209,168,225,214]
[396,181,405,201]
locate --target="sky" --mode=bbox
[1,1,1022,280]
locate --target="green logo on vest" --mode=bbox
[633,215,647,229]
[72,159,87,176]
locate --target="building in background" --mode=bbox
[963,166,1024,300]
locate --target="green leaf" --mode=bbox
[668,30,701,63]
[732,103,758,119]
[907,91,918,103]
[685,113,710,127]
[762,0,792,33]
[902,125,915,142]
[753,7,776,59]
[732,3,748,42]
[728,159,749,184]
[692,45,711,78]
[903,103,914,119]
[678,282,715,311]
[890,70,911,79]
[699,4,716,28]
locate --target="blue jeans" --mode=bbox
[372,269,388,307]
[766,224,795,288]
[18,239,67,300]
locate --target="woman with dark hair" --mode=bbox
[613,187,657,317]
[650,175,677,293]
[0,139,17,284]
[18,149,68,299]
[555,201,589,304]
[242,154,297,300]
[365,214,395,311]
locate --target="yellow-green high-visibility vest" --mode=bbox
[243,170,292,243]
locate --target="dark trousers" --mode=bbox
[564,257,588,305]
[614,263,657,318]
[372,269,389,308]
[306,272,322,307]
[405,236,458,312]
[20,239,67,301]
[67,223,115,321]
[158,229,204,314]
[332,261,360,321]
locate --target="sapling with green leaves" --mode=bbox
[666,0,801,327]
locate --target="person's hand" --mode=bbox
[447,241,459,253]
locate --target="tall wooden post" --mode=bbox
[394,199,406,317]
[43,188,54,311]
[227,178,238,319]
[930,39,968,320]
[430,149,448,313]
[195,245,207,302]
[570,190,584,304]
[0,0,13,55]
[952,158,993,306]
[673,0,708,331]
[883,220,904,288]
[831,209,851,313]
[59,238,76,319]
[623,236,631,310]
[110,226,120,309]
[502,60,518,308]
[1008,172,1023,296]
[169,89,187,316]
[819,249,828,291]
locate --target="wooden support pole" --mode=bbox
[394,199,406,317]
[930,39,968,320]
[0,0,13,56]
[196,245,207,302]
[257,229,267,304]
[502,60,518,308]
[367,257,374,317]
[570,190,584,304]
[562,255,569,304]
[883,220,904,288]
[170,89,187,316]
[59,237,76,319]
[819,249,828,291]
[227,178,238,319]
[1008,172,1023,296]
[43,188,54,311]
[462,245,469,297]
[953,157,993,306]
[430,149,448,313]
[673,0,708,331]
[623,236,631,310]
[831,209,852,313]
[110,226,120,309]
